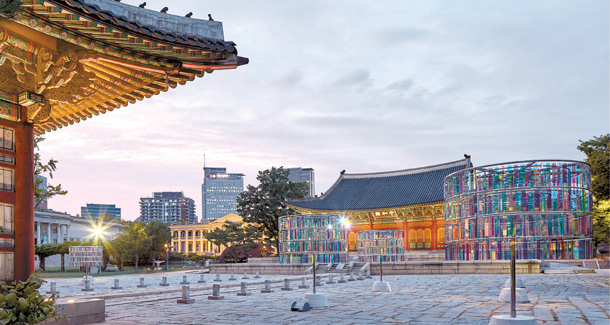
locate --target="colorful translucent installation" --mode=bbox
[279,214,349,264]
[443,160,593,260]
[357,230,405,263]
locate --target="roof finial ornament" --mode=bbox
[185,12,193,18]
[138,2,146,8]
[160,7,168,13]
[340,170,346,175]
[208,14,214,21]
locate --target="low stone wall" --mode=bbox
[210,260,540,275]
[247,257,279,264]
[41,298,105,325]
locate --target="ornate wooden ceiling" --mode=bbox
[0,0,248,134]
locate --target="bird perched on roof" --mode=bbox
[208,14,214,21]
[138,2,146,8]
[185,12,193,18]
[464,154,471,159]
[160,7,168,13]
[114,0,121,2]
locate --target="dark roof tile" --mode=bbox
[287,159,470,211]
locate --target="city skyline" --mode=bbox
[39,0,608,220]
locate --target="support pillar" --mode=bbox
[431,219,438,250]
[47,223,51,244]
[14,117,35,282]
[403,220,409,251]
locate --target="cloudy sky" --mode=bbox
[41,0,609,220]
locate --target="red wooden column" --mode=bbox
[14,108,35,282]
[403,220,409,251]
[431,219,438,250]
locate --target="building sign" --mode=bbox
[209,173,230,179]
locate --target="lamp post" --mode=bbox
[165,243,169,271]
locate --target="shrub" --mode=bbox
[0,273,58,324]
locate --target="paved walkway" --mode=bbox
[44,271,610,324]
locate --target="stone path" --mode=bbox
[42,270,609,324]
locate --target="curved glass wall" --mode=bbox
[444,160,592,260]
[357,230,405,263]
[279,214,349,264]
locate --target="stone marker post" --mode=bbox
[261,280,274,293]
[298,276,310,289]
[111,279,122,290]
[242,272,249,279]
[281,278,293,291]
[46,282,59,295]
[237,282,250,296]
[137,277,147,288]
[348,271,356,281]
[180,275,189,285]
[81,279,93,292]
[338,273,347,283]
[214,274,222,282]
[327,274,335,284]
[357,270,364,280]
[254,271,261,279]
[229,272,236,281]
[315,275,323,286]
[208,284,224,300]
[366,269,372,279]
[198,274,206,283]
[177,285,195,304]
[160,276,169,286]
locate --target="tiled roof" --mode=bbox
[286,159,470,211]
[42,0,240,57]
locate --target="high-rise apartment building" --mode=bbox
[202,167,244,222]
[287,167,315,197]
[139,192,196,224]
[81,203,121,221]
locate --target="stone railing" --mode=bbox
[210,260,541,275]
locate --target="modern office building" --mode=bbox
[34,176,48,210]
[287,167,315,197]
[202,167,244,222]
[139,192,196,224]
[81,203,121,221]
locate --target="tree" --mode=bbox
[34,136,67,210]
[237,167,308,254]
[144,220,171,268]
[34,244,57,272]
[578,134,610,246]
[204,221,262,263]
[113,222,151,271]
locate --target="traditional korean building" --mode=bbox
[0,0,247,282]
[286,159,470,252]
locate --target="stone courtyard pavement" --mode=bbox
[45,271,609,324]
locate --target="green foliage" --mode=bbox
[204,221,262,263]
[34,244,58,272]
[169,252,187,262]
[0,0,22,19]
[0,272,58,324]
[113,222,151,271]
[144,220,171,265]
[236,167,308,254]
[592,199,610,246]
[578,134,609,200]
[578,134,610,246]
[34,136,67,210]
